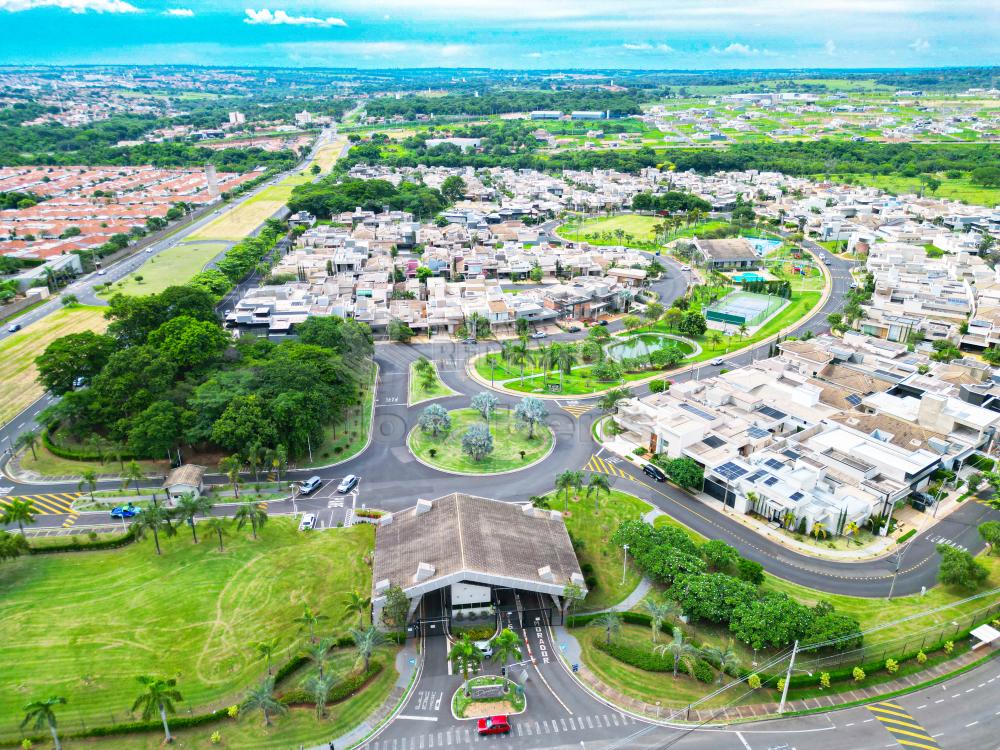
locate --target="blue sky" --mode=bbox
[0,0,996,69]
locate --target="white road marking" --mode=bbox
[397,715,438,722]
[736,731,752,750]
[967,722,980,728]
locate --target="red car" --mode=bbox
[477,715,511,736]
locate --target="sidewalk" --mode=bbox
[308,639,421,750]
[553,624,992,724]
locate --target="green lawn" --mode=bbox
[108,241,229,297]
[556,216,729,249]
[543,490,652,612]
[408,408,553,474]
[503,366,655,396]
[408,360,457,405]
[829,173,1000,207]
[0,519,375,739]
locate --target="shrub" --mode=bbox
[885,658,899,674]
[581,562,595,575]
[852,666,866,682]
[944,640,954,654]
[211,731,221,744]
[917,650,927,664]
[747,674,761,689]
[227,705,238,718]
[633,447,648,456]
[776,678,785,692]
[691,659,715,683]
[29,527,137,555]
[819,672,830,688]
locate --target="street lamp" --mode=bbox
[621,544,629,585]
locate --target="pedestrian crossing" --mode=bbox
[584,454,631,479]
[560,403,593,418]
[0,493,80,516]
[868,701,940,750]
[364,711,638,749]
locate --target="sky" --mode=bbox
[0,0,996,70]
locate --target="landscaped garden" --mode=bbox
[408,357,457,405]
[556,215,731,250]
[452,676,525,719]
[409,397,553,474]
[0,519,398,748]
[568,506,1000,711]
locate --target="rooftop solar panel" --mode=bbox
[747,426,770,439]
[789,491,803,501]
[765,458,785,471]
[845,394,863,406]
[757,405,787,420]
[764,476,779,487]
[680,402,715,421]
[782,449,800,460]
[715,462,747,481]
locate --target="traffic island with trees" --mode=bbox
[29,285,375,476]
[408,396,554,474]
[408,356,458,405]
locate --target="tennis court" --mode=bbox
[706,290,787,326]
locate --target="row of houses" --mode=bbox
[614,331,1000,534]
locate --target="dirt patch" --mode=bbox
[462,699,519,718]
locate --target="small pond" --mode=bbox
[605,333,697,361]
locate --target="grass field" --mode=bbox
[408,360,457,405]
[830,173,1000,207]
[557,214,662,243]
[107,241,230,297]
[0,305,108,426]
[546,490,652,612]
[408,407,553,473]
[19,440,165,478]
[0,519,375,738]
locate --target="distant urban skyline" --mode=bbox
[0,0,996,69]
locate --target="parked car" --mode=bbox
[566,325,582,333]
[298,476,323,495]
[710,358,725,367]
[72,376,86,389]
[598,320,609,326]
[530,331,547,339]
[643,463,668,482]
[298,513,317,531]
[110,503,138,519]
[144,247,153,253]
[7,323,21,333]
[96,269,106,276]
[337,474,359,493]
[474,640,493,658]
[681,264,692,272]
[477,716,511,736]
[463,337,477,345]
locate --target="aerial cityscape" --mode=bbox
[0,3,999,750]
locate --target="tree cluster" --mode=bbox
[287,176,449,220]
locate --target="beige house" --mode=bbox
[162,464,206,504]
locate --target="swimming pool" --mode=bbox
[746,237,782,255]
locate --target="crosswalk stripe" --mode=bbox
[883,728,937,743]
[869,705,914,719]
[868,705,940,750]
[561,404,593,418]
[584,454,629,478]
[23,496,63,515]
[876,701,905,710]
[895,741,940,750]
[877,716,927,731]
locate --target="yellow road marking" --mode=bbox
[561,404,593,418]
[875,701,905,710]
[22,496,63,515]
[584,454,629,479]
[868,705,914,719]
[883,729,937,743]
[867,705,940,750]
[876,716,927,731]
[895,741,940,750]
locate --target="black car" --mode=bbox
[567,325,582,333]
[642,463,668,482]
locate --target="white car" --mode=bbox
[710,358,725,366]
[474,640,493,658]
[298,513,317,531]
[681,264,692,272]
[530,331,547,339]
[96,269,106,276]
[337,474,359,493]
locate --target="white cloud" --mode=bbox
[244,8,346,27]
[623,41,674,52]
[717,42,759,55]
[908,37,930,52]
[824,38,836,55]
[163,7,192,15]
[277,40,473,61]
[0,0,138,12]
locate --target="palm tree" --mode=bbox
[555,345,579,391]
[584,473,611,512]
[205,516,229,552]
[700,640,741,684]
[591,612,622,646]
[845,521,860,537]
[654,626,700,679]
[2,497,35,537]
[77,468,98,503]
[131,676,182,743]
[641,596,681,643]
[295,604,329,643]
[242,677,286,727]
[234,501,268,540]
[811,521,827,540]
[21,696,66,750]
[448,634,482,694]
[132,504,176,555]
[271,444,287,482]
[344,590,371,628]
[120,460,145,495]
[491,628,522,668]
[254,638,279,676]
[555,469,583,511]
[737,323,749,342]
[174,493,213,544]
[219,455,241,499]
[509,340,529,385]
[305,673,336,719]
[708,331,723,351]
[307,637,335,679]
[14,431,38,461]
[352,625,388,673]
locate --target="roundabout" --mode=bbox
[407,407,555,475]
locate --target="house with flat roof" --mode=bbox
[692,238,762,270]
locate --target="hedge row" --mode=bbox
[28,528,137,555]
[41,423,141,462]
[568,611,653,629]
[592,636,714,683]
[63,708,229,740]
[279,660,384,706]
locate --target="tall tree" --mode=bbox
[305,673,336,719]
[343,590,371,628]
[234,501,268,540]
[641,596,680,643]
[205,516,229,552]
[254,638,279,676]
[585,473,611,512]
[448,634,483,694]
[131,676,182,743]
[352,625,388,673]
[306,637,335,680]
[242,677,286,727]
[295,604,329,643]
[121,460,146,495]
[174,493,213,544]
[132,505,176,556]
[14,431,38,461]
[491,628,522,668]
[591,612,622,646]
[1,497,35,537]
[77,468,98,503]
[654,627,701,679]
[513,396,548,439]
[21,696,67,750]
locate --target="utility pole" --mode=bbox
[621,544,629,585]
[888,541,911,601]
[777,640,798,714]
